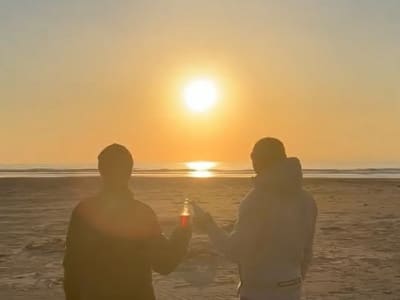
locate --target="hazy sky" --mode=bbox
[1,0,399,168]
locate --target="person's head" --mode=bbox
[251,137,287,174]
[98,144,133,190]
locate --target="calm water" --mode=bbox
[1,167,400,178]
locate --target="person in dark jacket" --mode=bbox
[63,144,191,300]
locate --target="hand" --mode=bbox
[191,201,214,231]
[170,225,192,243]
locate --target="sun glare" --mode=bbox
[186,161,217,178]
[183,79,218,113]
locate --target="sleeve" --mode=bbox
[206,199,259,263]
[301,197,317,279]
[147,210,192,275]
[63,208,83,300]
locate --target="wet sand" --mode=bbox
[0,177,399,299]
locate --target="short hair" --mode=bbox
[252,137,287,163]
[98,144,133,177]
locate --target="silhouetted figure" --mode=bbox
[193,138,317,300]
[63,144,191,300]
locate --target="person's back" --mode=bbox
[63,144,191,300]
[236,157,317,299]
[193,138,317,300]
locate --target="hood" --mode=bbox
[254,157,303,192]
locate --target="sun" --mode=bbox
[183,78,218,113]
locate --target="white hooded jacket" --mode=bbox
[205,158,317,296]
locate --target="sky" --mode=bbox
[1,0,399,168]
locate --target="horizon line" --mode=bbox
[1,167,400,172]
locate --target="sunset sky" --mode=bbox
[1,1,399,168]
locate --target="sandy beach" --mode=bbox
[0,176,399,299]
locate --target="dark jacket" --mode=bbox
[63,191,190,300]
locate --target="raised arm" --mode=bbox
[146,208,191,275]
[194,197,259,263]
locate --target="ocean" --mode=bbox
[1,167,400,178]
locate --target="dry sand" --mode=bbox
[0,177,399,299]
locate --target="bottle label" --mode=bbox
[180,214,190,227]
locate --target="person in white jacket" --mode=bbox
[192,137,317,300]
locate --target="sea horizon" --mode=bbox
[1,163,400,179]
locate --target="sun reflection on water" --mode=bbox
[186,161,217,178]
